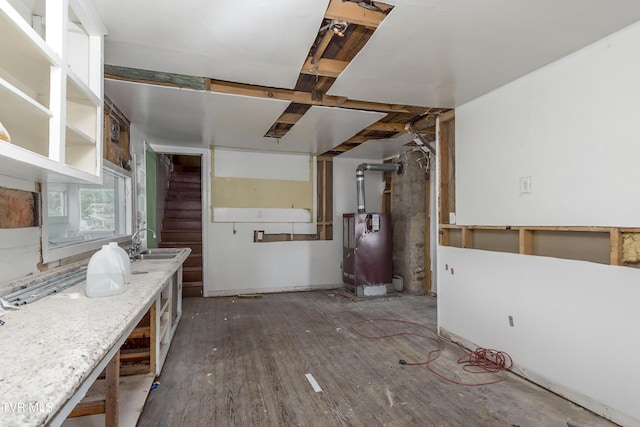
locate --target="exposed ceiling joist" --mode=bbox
[324,0,388,28]
[277,113,304,124]
[301,57,348,77]
[209,79,411,113]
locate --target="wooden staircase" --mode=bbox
[160,155,203,297]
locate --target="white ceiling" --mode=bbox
[329,0,640,107]
[92,0,640,159]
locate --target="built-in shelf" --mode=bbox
[0,0,105,184]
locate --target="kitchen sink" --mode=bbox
[133,253,177,261]
[139,248,183,255]
[132,248,184,261]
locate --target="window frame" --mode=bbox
[42,160,134,263]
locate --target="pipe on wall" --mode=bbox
[356,163,400,213]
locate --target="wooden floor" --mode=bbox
[138,291,615,427]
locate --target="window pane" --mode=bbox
[47,168,130,248]
[47,191,65,216]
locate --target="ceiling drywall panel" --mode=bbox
[280,106,386,155]
[91,0,328,89]
[337,133,416,160]
[104,79,290,148]
[329,0,640,108]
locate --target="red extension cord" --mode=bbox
[349,318,513,387]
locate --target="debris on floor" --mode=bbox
[329,289,359,302]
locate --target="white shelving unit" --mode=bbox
[0,0,105,184]
[155,267,183,375]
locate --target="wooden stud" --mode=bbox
[461,227,473,249]
[105,350,120,427]
[439,227,450,246]
[519,229,534,255]
[610,228,623,266]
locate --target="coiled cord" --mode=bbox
[349,318,513,387]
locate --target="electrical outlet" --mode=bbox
[519,176,532,195]
[257,209,263,219]
[508,315,514,327]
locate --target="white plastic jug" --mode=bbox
[86,244,126,297]
[109,242,131,284]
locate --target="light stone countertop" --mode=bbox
[0,248,191,426]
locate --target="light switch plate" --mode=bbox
[519,176,532,195]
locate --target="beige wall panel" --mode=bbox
[212,177,312,210]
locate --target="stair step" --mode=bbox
[166,200,201,211]
[172,164,201,173]
[170,172,200,183]
[182,282,203,298]
[167,191,201,200]
[168,180,201,191]
[163,209,201,220]
[183,254,202,268]
[163,219,201,231]
[183,267,202,283]
[161,230,201,242]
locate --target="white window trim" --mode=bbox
[42,160,134,263]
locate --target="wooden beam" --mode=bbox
[209,79,411,113]
[310,31,335,70]
[366,122,406,132]
[439,109,455,122]
[68,400,106,418]
[325,0,387,28]
[104,64,206,90]
[302,57,348,77]
[276,113,304,125]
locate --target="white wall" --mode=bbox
[456,21,640,227]
[206,152,383,296]
[442,21,640,426]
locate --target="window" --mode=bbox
[43,163,133,262]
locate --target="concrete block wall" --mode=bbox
[391,151,428,294]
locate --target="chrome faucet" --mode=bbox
[129,228,157,258]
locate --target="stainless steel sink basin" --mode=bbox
[133,253,177,260]
[131,247,184,261]
[139,248,183,255]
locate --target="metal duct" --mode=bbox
[356,163,399,213]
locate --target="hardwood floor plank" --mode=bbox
[138,291,615,427]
